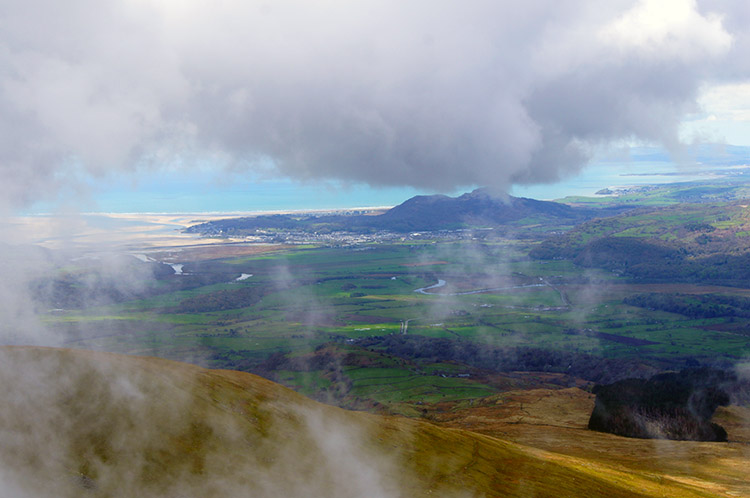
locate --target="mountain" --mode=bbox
[186,188,610,235]
[363,188,584,231]
[0,346,725,497]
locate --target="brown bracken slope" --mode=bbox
[0,347,741,497]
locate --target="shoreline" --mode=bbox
[16,205,394,218]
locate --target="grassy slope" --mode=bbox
[544,201,750,253]
[427,388,750,497]
[0,346,732,498]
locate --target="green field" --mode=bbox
[40,226,750,413]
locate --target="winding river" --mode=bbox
[414,279,546,296]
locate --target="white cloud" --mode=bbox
[601,0,732,61]
[680,82,750,144]
[699,82,750,121]
[0,0,748,210]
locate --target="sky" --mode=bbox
[2,0,750,214]
[23,146,749,214]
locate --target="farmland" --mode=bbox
[39,216,750,414]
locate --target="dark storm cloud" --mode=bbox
[0,0,746,208]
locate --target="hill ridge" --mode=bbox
[185,187,600,235]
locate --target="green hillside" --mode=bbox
[531,200,750,285]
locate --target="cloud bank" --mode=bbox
[1,0,748,209]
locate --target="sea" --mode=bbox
[20,145,750,215]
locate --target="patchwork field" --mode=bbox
[40,236,750,414]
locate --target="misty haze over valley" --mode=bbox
[2,1,750,497]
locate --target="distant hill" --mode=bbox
[186,188,614,235]
[364,188,586,231]
[530,200,750,285]
[560,180,750,208]
[0,346,722,497]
